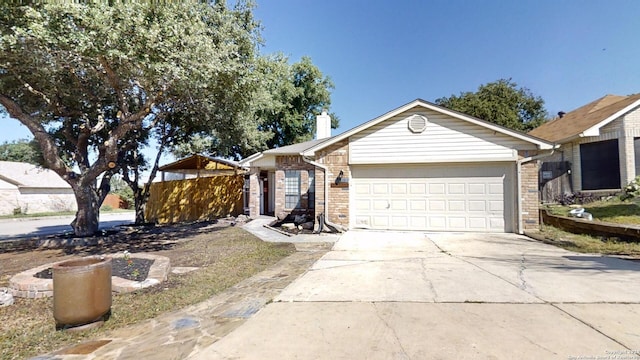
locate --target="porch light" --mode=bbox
[335,170,344,185]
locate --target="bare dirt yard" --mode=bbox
[0,220,297,359]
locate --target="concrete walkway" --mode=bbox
[191,231,640,360]
[240,216,342,243]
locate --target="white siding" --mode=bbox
[349,107,535,164]
[252,155,276,168]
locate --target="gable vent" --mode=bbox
[407,114,428,133]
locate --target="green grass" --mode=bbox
[539,225,640,256]
[544,198,640,226]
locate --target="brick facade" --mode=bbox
[315,139,350,227]
[519,151,541,230]
[556,108,640,192]
[248,140,545,233]
[248,168,260,218]
[620,109,640,185]
[274,155,315,220]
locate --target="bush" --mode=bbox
[101,204,113,212]
[555,192,599,206]
[620,176,640,201]
[112,187,134,210]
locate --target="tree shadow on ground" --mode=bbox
[0,220,229,256]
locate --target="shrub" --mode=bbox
[620,176,640,201]
[555,192,599,206]
[101,204,114,212]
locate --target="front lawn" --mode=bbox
[0,223,296,359]
[538,225,640,257]
[544,198,640,226]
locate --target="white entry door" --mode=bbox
[351,163,514,232]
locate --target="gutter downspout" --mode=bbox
[516,147,556,234]
[302,156,346,233]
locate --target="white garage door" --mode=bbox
[351,163,514,232]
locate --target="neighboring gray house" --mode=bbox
[241,100,553,234]
[0,161,76,215]
[529,94,640,195]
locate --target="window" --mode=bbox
[635,138,640,177]
[580,139,620,190]
[243,176,250,214]
[285,170,301,209]
[308,170,315,209]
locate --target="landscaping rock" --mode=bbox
[0,287,14,307]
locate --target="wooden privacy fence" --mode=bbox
[540,161,572,203]
[145,175,244,224]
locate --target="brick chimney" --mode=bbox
[316,111,331,140]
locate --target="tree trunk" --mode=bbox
[135,197,147,225]
[71,184,101,236]
[133,188,147,224]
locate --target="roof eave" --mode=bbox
[0,174,22,187]
[579,99,640,139]
[18,185,71,190]
[303,99,554,154]
[239,152,264,166]
[302,100,426,156]
[425,103,555,149]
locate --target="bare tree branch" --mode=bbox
[9,70,52,105]
[98,56,129,116]
[91,114,106,134]
[0,94,70,179]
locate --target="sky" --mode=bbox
[2,0,640,158]
[252,0,640,134]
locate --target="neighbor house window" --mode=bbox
[580,139,620,190]
[308,170,315,209]
[285,170,301,209]
[635,138,640,177]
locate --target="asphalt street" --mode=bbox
[0,211,135,240]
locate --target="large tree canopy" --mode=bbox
[172,53,339,159]
[435,79,548,132]
[0,2,260,235]
[0,139,43,165]
[257,54,338,149]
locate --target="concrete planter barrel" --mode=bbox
[53,256,112,331]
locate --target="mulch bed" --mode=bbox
[33,258,154,282]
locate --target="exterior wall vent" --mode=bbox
[407,114,428,133]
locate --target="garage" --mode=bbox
[244,99,554,234]
[351,163,515,232]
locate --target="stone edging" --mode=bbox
[540,209,640,242]
[9,253,171,299]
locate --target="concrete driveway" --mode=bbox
[192,231,640,360]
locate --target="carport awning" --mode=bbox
[159,154,246,176]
